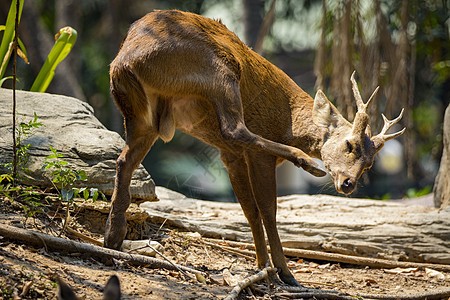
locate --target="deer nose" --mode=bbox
[341,178,354,194]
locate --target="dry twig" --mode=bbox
[224,267,276,300]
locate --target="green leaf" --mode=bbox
[0,76,13,87]
[30,27,77,92]
[82,188,89,200]
[92,191,98,202]
[0,0,24,79]
[61,189,74,202]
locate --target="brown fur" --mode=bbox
[105,10,404,286]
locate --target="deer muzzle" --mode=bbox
[336,175,356,195]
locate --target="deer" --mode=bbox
[104,10,405,286]
[57,275,121,300]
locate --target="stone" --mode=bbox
[434,104,450,209]
[0,88,157,202]
[141,186,450,265]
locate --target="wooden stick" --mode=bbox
[65,226,103,246]
[278,288,450,300]
[205,238,450,272]
[201,240,256,261]
[0,223,204,276]
[224,267,277,300]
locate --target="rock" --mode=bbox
[0,88,157,202]
[121,240,164,257]
[434,104,450,209]
[141,186,450,265]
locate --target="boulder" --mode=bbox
[142,187,450,265]
[0,88,157,202]
[434,104,449,209]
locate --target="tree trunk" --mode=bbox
[242,0,264,48]
[433,104,450,208]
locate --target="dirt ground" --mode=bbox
[0,195,449,299]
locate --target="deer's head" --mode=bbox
[312,72,405,195]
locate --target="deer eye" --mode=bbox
[346,140,353,153]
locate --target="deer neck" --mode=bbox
[290,95,327,160]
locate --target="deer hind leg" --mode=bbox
[104,118,158,250]
[209,80,326,178]
[246,151,301,286]
[105,69,159,249]
[220,151,270,269]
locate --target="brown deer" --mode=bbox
[57,275,121,300]
[105,10,405,285]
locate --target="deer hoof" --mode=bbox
[299,158,326,177]
[279,272,303,287]
[104,213,128,250]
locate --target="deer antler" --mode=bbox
[350,71,378,140]
[372,109,406,150]
[350,71,378,114]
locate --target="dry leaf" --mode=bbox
[20,281,33,297]
[318,263,331,270]
[210,274,225,285]
[222,269,242,286]
[294,268,313,273]
[365,278,378,286]
[384,267,419,274]
[195,273,207,284]
[425,268,445,280]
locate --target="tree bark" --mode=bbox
[433,104,450,208]
[242,0,265,48]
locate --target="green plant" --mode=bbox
[406,186,432,199]
[30,26,77,92]
[0,113,45,223]
[3,112,43,177]
[42,146,105,233]
[0,0,25,81]
[0,0,77,91]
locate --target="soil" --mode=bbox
[0,194,449,299]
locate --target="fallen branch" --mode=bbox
[201,240,256,261]
[356,289,450,300]
[278,288,450,300]
[206,238,450,272]
[275,292,354,300]
[0,223,204,276]
[65,226,103,246]
[224,267,276,300]
[281,247,450,273]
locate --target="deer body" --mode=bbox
[106,10,404,286]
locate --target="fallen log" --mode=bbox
[0,223,204,276]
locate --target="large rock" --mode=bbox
[434,104,449,209]
[142,187,450,265]
[0,88,157,201]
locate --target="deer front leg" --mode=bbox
[221,151,270,269]
[104,119,157,250]
[246,151,300,286]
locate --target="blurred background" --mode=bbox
[1,0,448,202]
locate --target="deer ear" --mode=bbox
[312,90,343,129]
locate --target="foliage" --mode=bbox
[0,112,45,223]
[406,186,432,199]
[42,145,105,232]
[0,0,25,80]
[0,0,77,91]
[30,26,78,92]
[3,112,44,178]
